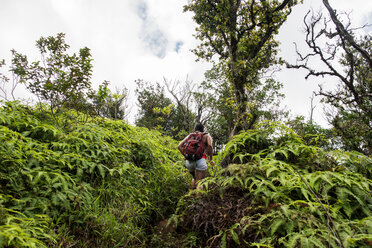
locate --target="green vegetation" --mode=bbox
[0,1,371,247]
[134,79,195,139]
[171,122,372,247]
[1,105,370,247]
[0,101,188,247]
[184,0,301,134]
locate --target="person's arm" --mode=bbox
[206,134,215,165]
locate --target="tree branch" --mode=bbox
[322,0,372,69]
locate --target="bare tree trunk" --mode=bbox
[309,94,316,123]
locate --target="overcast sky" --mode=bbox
[0,0,371,125]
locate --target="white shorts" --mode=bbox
[185,158,207,172]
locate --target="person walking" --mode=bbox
[178,123,215,189]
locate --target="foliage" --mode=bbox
[5,34,131,126]
[135,79,195,140]
[286,116,334,149]
[202,62,289,151]
[184,0,301,134]
[93,81,130,120]
[323,32,372,154]
[171,121,372,247]
[10,33,95,116]
[199,64,237,150]
[163,78,198,139]
[0,101,188,247]
[135,79,173,130]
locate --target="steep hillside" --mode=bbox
[1,102,371,248]
[170,122,372,247]
[0,102,189,247]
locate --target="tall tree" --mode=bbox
[199,64,236,151]
[164,77,196,133]
[164,77,220,131]
[184,0,301,135]
[135,79,173,131]
[93,81,130,120]
[135,79,197,140]
[11,33,95,116]
[201,62,288,151]
[287,3,372,154]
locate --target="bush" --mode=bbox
[0,101,189,247]
[171,122,372,247]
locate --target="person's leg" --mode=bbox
[189,170,196,189]
[190,178,197,189]
[194,158,207,189]
[195,169,206,190]
[185,160,196,189]
[189,170,195,179]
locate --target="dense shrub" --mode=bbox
[0,101,188,247]
[2,103,371,248]
[171,122,372,247]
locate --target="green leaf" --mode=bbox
[287,233,301,248]
[230,227,240,245]
[270,218,285,236]
[266,166,279,178]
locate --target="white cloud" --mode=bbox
[136,1,168,58]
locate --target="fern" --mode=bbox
[0,102,189,247]
[172,122,372,248]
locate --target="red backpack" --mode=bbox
[182,132,205,161]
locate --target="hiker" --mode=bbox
[178,123,215,189]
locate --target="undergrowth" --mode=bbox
[171,122,372,248]
[0,101,189,247]
[1,102,371,248]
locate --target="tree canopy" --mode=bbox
[11,33,94,114]
[184,0,302,134]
